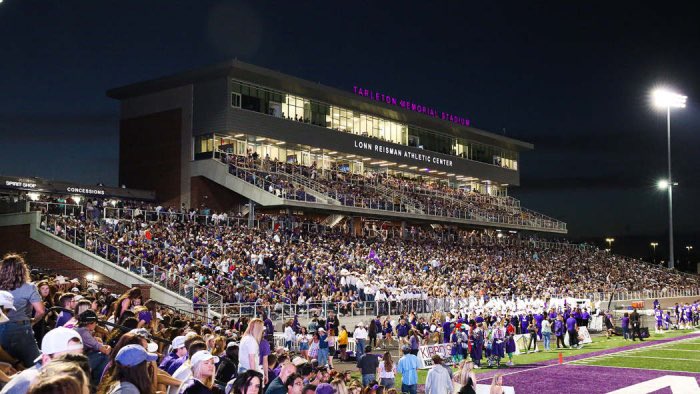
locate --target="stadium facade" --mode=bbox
[107,60,565,234]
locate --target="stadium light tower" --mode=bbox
[652,87,687,270]
[605,237,615,250]
[650,242,658,263]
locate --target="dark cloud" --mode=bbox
[0,112,116,142]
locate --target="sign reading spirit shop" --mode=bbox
[353,139,454,167]
[352,86,471,127]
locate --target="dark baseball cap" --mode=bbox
[78,310,98,324]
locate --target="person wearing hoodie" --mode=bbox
[424,355,452,394]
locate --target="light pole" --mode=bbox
[688,246,694,262]
[605,238,615,251]
[650,242,658,263]
[652,88,687,270]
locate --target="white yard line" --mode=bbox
[612,355,700,362]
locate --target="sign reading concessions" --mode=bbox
[352,86,471,127]
[417,343,455,369]
[0,175,155,201]
[353,140,454,167]
[66,187,105,196]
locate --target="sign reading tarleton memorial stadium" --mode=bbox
[352,86,471,127]
[353,140,454,167]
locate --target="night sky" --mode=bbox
[0,2,698,259]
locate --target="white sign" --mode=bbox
[417,342,455,369]
[606,375,700,394]
[476,384,515,394]
[563,327,593,345]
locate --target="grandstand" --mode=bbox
[2,60,700,394]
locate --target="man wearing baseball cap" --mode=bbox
[160,335,188,375]
[75,309,110,387]
[0,327,83,394]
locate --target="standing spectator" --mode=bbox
[316,328,329,367]
[0,327,84,394]
[356,346,379,387]
[376,352,396,389]
[554,315,566,349]
[621,312,630,340]
[541,318,552,351]
[565,314,581,349]
[630,309,643,342]
[0,253,46,368]
[396,346,419,394]
[337,326,348,362]
[240,318,265,375]
[284,321,296,350]
[424,355,452,394]
[367,320,377,349]
[526,319,538,353]
[353,323,367,360]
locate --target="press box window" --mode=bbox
[231,92,241,108]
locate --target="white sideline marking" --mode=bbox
[605,375,700,394]
[613,355,700,362]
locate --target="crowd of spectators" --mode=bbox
[38,205,700,321]
[219,152,562,230]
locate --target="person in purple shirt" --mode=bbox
[442,320,452,344]
[566,315,581,349]
[581,309,591,328]
[520,314,529,335]
[553,315,566,349]
[534,312,544,340]
[397,318,410,345]
[55,293,76,328]
[621,312,630,340]
[160,335,187,373]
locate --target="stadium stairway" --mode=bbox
[0,212,195,311]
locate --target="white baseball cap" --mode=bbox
[172,336,187,349]
[0,291,16,311]
[41,327,84,355]
[190,350,219,367]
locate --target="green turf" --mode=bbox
[348,329,700,385]
[628,349,700,360]
[583,356,700,373]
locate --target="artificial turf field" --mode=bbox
[349,328,700,393]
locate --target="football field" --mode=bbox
[474,330,700,393]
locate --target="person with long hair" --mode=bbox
[33,280,53,345]
[297,327,310,360]
[112,287,142,321]
[453,360,476,394]
[214,343,239,392]
[28,357,91,394]
[376,352,396,389]
[0,253,46,368]
[179,350,219,393]
[99,344,158,394]
[489,374,504,394]
[228,369,263,394]
[239,318,264,376]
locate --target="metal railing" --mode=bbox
[39,214,225,311]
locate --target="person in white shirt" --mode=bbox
[283,321,296,350]
[239,318,265,378]
[353,322,368,359]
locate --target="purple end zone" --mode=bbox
[474,333,700,393]
[498,364,700,393]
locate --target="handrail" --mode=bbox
[39,214,224,309]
